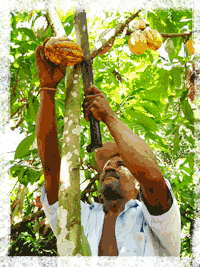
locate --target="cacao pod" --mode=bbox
[138,19,146,30]
[186,39,194,55]
[44,36,84,67]
[165,39,174,54]
[128,31,147,55]
[97,28,115,56]
[33,16,49,39]
[144,27,163,50]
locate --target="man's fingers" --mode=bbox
[84,85,101,96]
[35,45,43,62]
[43,37,51,49]
[84,103,94,122]
[42,37,51,58]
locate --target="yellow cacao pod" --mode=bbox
[44,36,84,67]
[186,39,194,55]
[145,27,163,50]
[138,19,146,30]
[128,31,147,55]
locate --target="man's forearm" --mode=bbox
[105,113,163,186]
[36,90,60,205]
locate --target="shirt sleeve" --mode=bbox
[139,179,181,256]
[40,185,91,239]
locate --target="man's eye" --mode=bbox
[118,162,125,167]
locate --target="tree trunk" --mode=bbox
[46,5,91,256]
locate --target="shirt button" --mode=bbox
[138,235,143,242]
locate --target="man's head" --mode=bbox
[95,142,140,202]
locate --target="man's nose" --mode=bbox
[105,166,115,173]
[104,162,117,172]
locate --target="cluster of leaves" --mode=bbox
[9,221,57,256]
[9,8,197,257]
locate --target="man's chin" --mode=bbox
[101,184,123,201]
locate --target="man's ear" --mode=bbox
[135,180,140,190]
[136,192,140,200]
[135,180,140,200]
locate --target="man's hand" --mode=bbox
[83,85,116,124]
[35,37,66,88]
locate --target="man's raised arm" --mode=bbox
[83,85,173,215]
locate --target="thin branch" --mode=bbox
[12,68,20,98]
[81,174,100,196]
[126,30,193,38]
[10,114,25,131]
[86,162,99,173]
[11,209,45,231]
[45,5,66,37]
[90,9,143,59]
[10,103,27,120]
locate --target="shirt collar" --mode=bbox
[89,199,141,212]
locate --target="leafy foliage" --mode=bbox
[9,8,197,257]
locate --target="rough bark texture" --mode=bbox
[45,4,66,37]
[57,65,86,256]
[45,5,90,256]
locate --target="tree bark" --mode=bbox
[45,4,66,37]
[45,5,90,256]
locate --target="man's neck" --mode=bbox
[103,198,128,215]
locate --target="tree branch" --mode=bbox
[45,5,66,37]
[11,209,45,231]
[126,30,193,38]
[10,103,27,120]
[90,9,142,59]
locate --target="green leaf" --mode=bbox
[147,11,165,33]
[181,99,194,125]
[18,42,28,54]
[80,225,91,256]
[141,101,160,118]
[140,65,152,82]
[183,172,193,184]
[14,132,36,159]
[22,64,32,77]
[56,99,65,117]
[85,170,91,180]
[33,221,40,233]
[187,153,195,170]
[28,169,41,185]
[18,27,36,40]
[126,110,158,132]
[28,94,36,121]
[38,174,45,185]
[182,129,194,146]
[151,143,169,153]
[18,168,27,185]
[173,126,179,154]
[180,90,188,102]
[185,123,195,135]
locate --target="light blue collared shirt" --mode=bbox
[40,179,181,256]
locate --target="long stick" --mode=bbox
[74,4,103,153]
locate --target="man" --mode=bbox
[36,39,181,256]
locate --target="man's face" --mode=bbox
[100,155,139,201]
